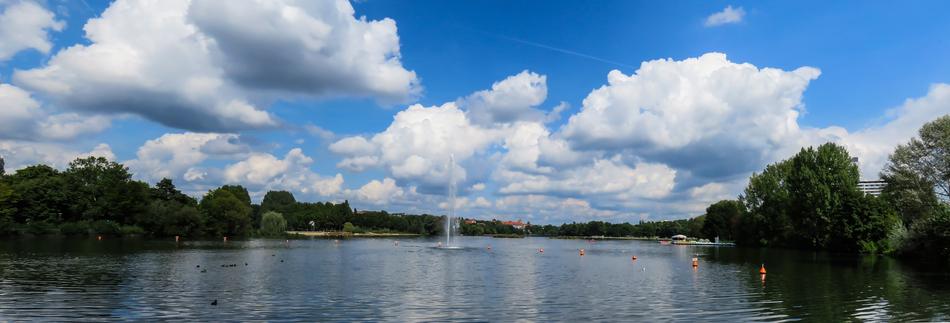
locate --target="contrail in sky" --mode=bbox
[457,25,636,70]
[492,34,637,70]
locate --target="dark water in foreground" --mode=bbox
[1,236,949,321]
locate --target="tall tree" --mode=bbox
[261,191,296,214]
[200,186,252,237]
[701,200,744,241]
[7,165,69,224]
[739,160,793,246]
[786,143,860,249]
[65,157,149,224]
[881,115,950,224]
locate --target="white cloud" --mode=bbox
[464,70,547,125]
[705,5,745,27]
[223,148,344,198]
[0,140,113,171]
[332,102,503,190]
[0,83,111,140]
[0,1,64,61]
[561,52,820,179]
[349,178,404,205]
[13,0,418,132]
[0,83,43,139]
[497,157,676,199]
[125,132,245,183]
[825,84,950,179]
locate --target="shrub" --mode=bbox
[259,211,288,237]
[342,222,364,233]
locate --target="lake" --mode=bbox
[1,236,949,321]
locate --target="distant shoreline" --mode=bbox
[551,236,660,241]
[287,231,422,238]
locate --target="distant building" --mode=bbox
[502,220,526,230]
[858,180,886,196]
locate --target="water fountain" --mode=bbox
[442,154,459,249]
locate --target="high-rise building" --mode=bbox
[857,180,886,196]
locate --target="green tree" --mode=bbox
[151,178,197,206]
[219,185,252,205]
[261,191,296,213]
[200,187,253,237]
[64,157,149,224]
[0,181,17,235]
[259,211,288,237]
[701,200,744,241]
[739,160,793,246]
[786,143,860,249]
[7,165,69,225]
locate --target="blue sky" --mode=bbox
[1,0,949,223]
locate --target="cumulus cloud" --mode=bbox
[705,5,745,27]
[0,1,64,61]
[188,0,419,103]
[561,52,821,179]
[333,102,503,190]
[13,0,418,132]
[463,70,547,125]
[0,83,111,140]
[0,140,113,171]
[496,157,676,200]
[348,178,404,205]
[221,148,344,199]
[125,132,247,183]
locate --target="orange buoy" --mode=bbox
[539,248,544,253]
[631,255,637,260]
[759,264,767,274]
[579,248,585,256]
[691,257,699,267]
[97,235,102,241]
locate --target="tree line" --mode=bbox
[0,157,448,238]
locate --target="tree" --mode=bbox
[64,157,149,224]
[881,115,950,225]
[883,115,950,200]
[151,178,197,206]
[701,200,744,241]
[786,143,860,249]
[218,185,252,205]
[7,165,69,225]
[200,187,253,237]
[260,191,295,229]
[261,191,296,213]
[0,181,16,234]
[739,160,793,246]
[259,211,288,237]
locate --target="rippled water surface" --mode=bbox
[2,236,949,321]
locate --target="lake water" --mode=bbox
[1,236,949,321]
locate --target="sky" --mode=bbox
[1,0,949,224]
